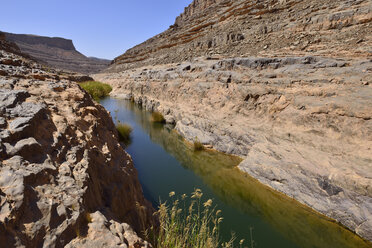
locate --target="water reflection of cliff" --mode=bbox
[119,100,371,248]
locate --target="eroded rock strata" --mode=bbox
[2,31,110,74]
[109,0,371,71]
[95,0,372,241]
[0,49,153,247]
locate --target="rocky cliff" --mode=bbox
[109,0,371,71]
[96,0,372,242]
[2,32,110,74]
[0,48,153,247]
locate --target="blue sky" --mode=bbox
[0,0,192,59]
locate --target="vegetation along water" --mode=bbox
[101,97,370,248]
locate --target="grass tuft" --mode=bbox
[116,122,133,144]
[85,213,92,223]
[146,189,240,248]
[151,111,165,123]
[193,138,204,151]
[79,81,112,100]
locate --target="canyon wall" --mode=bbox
[2,32,110,74]
[109,0,371,72]
[0,48,153,247]
[96,0,372,242]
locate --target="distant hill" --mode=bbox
[0,32,35,60]
[2,31,110,74]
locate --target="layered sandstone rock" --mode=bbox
[109,0,371,71]
[0,49,153,247]
[2,32,110,74]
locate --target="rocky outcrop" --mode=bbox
[2,31,110,74]
[66,212,151,248]
[94,54,372,241]
[0,48,95,82]
[0,49,153,247]
[109,0,371,71]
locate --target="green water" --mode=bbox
[101,98,371,248]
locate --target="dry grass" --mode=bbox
[193,138,204,151]
[116,122,133,144]
[151,111,165,123]
[79,81,112,101]
[146,189,247,248]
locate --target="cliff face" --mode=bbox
[109,0,371,71]
[3,32,110,74]
[0,48,153,247]
[4,33,76,51]
[96,0,372,242]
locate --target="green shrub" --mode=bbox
[79,81,112,100]
[151,111,165,123]
[193,138,204,151]
[116,123,132,144]
[146,189,242,248]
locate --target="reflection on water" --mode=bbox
[101,98,371,248]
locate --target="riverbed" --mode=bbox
[101,97,370,248]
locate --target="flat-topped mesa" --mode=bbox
[2,31,111,74]
[4,32,76,50]
[110,0,371,72]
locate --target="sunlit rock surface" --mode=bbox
[0,49,153,247]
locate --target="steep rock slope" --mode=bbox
[0,49,153,247]
[109,0,371,71]
[96,0,372,242]
[3,32,110,74]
